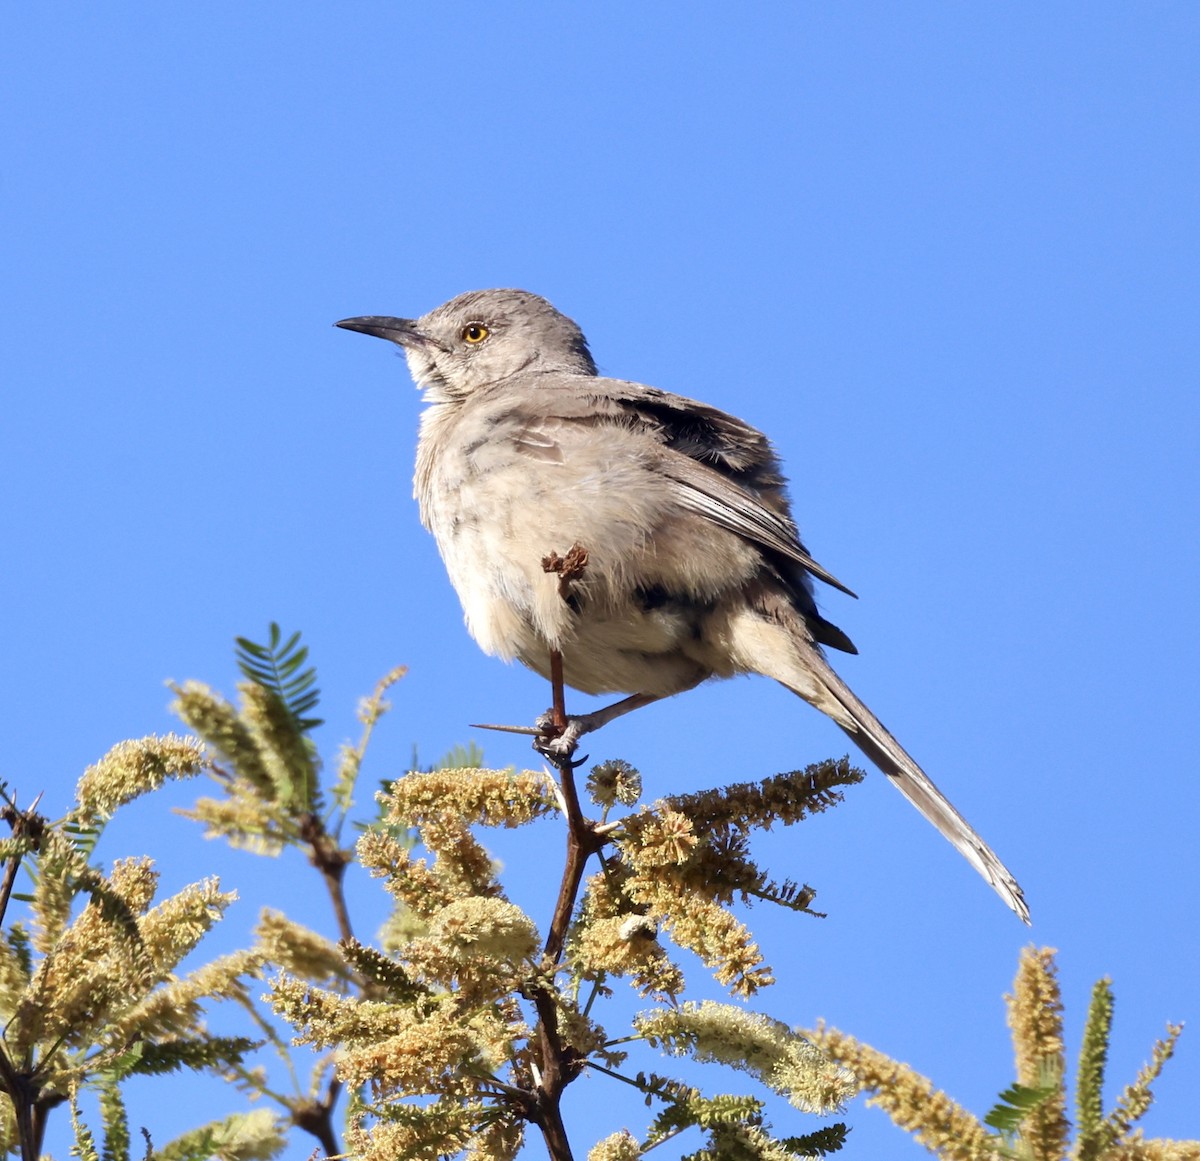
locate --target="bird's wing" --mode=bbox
[512,376,857,598]
[657,455,857,598]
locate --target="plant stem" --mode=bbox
[0,803,45,929]
[290,1076,342,1160]
[531,985,577,1161]
[299,812,355,944]
[293,813,355,1155]
[543,750,604,964]
[530,735,609,1161]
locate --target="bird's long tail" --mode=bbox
[740,609,1030,923]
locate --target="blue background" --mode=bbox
[2,5,1197,1158]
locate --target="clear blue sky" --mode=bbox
[2,4,1198,1158]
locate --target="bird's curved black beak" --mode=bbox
[335,316,426,347]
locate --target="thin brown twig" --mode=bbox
[528,656,609,1160]
[0,803,44,931]
[298,813,354,944]
[0,855,23,935]
[292,813,355,1156]
[290,1073,342,1160]
[530,985,577,1161]
[542,739,605,964]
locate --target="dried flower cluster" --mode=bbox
[809,1023,995,1160]
[637,1000,856,1113]
[257,750,867,1159]
[75,734,208,821]
[14,630,1195,1161]
[266,764,567,1160]
[567,759,860,998]
[807,946,1194,1161]
[0,741,281,1161]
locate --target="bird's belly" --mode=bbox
[418,423,759,697]
[434,512,722,696]
[515,603,714,697]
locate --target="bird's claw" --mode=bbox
[533,710,591,767]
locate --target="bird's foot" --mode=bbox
[532,692,663,764]
[533,709,598,765]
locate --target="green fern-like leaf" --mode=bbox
[684,1120,828,1161]
[235,623,323,733]
[151,1109,285,1161]
[340,939,430,1001]
[747,876,820,914]
[647,1092,764,1143]
[5,924,32,982]
[434,741,486,770]
[1075,977,1115,1161]
[97,1072,131,1161]
[100,1040,146,1081]
[634,1070,701,1108]
[692,1094,765,1128]
[130,1036,259,1077]
[984,1077,1060,1133]
[780,1122,850,1156]
[645,1101,694,1144]
[69,1092,102,1161]
[63,818,106,860]
[645,1091,767,1152]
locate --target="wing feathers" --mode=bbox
[510,377,858,599]
[661,457,858,597]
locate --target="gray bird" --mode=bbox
[337,289,1029,923]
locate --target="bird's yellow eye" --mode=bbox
[462,323,490,344]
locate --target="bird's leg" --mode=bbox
[534,543,662,754]
[535,691,661,759]
[548,648,568,734]
[470,649,650,747]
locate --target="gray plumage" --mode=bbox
[337,288,1029,923]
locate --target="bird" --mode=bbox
[336,288,1029,923]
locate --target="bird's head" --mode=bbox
[337,288,597,401]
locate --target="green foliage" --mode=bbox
[745,876,818,914]
[97,1074,130,1161]
[234,623,323,734]
[149,1109,285,1161]
[984,1075,1061,1135]
[130,1037,259,1078]
[633,1070,701,1108]
[69,1036,272,1161]
[4,924,32,981]
[69,1091,101,1161]
[647,1091,765,1142]
[63,818,105,862]
[16,626,1198,1161]
[1074,978,1114,1161]
[339,938,430,1002]
[780,1122,850,1156]
[811,948,1196,1161]
[434,741,486,770]
[174,624,359,842]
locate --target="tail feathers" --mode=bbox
[788,649,1030,924]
